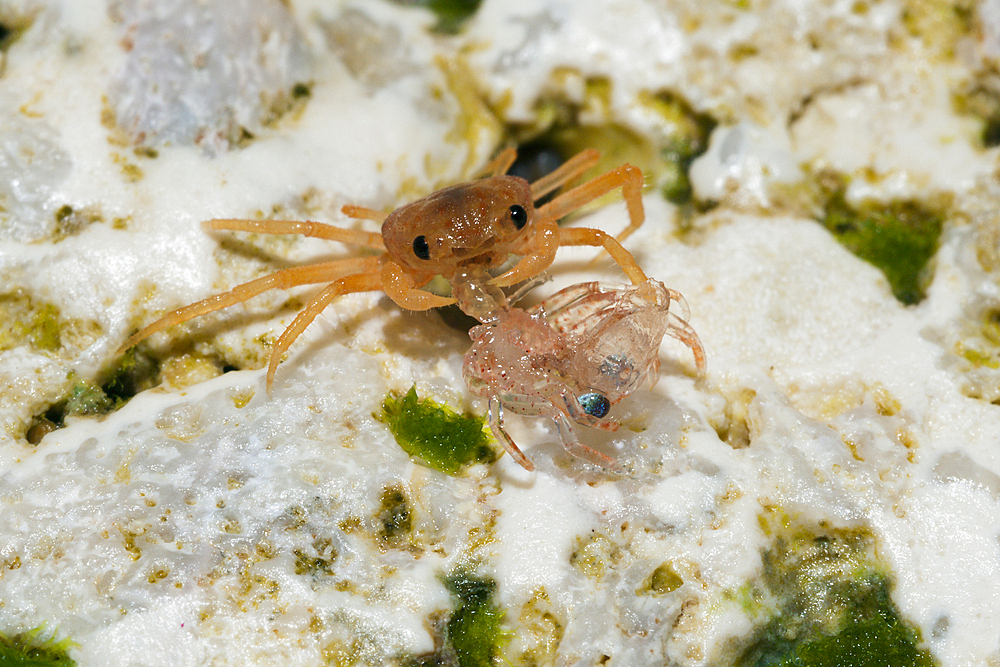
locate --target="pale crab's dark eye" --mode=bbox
[412,235,430,260]
[509,204,528,230]
[579,392,611,419]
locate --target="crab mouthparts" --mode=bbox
[451,234,500,258]
[457,250,505,267]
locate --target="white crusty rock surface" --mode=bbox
[2,1,1000,666]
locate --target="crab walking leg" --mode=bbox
[341,205,388,224]
[266,271,384,391]
[490,217,560,288]
[206,218,385,250]
[553,414,622,471]
[478,147,518,179]
[120,256,381,352]
[488,398,535,471]
[380,261,457,311]
[537,163,645,242]
[667,312,708,372]
[655,288,708,370]
[557,227,648,285]
[491,219,648,289]
[529,148,601,200]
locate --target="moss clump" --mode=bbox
[443,572,506,667]
[819,188,944,305]
[0,625,77,666]
[737,524,934,667]
[379,386,496,475]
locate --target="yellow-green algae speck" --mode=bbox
[0,292,63,352]
[957,307,1000,370]
[376,484,413,551]
[378,386,497,475]
[0,625,77,667]
[735,518,935,667]
[956,81,1000,148]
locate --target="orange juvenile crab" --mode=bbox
[120,148,649,389]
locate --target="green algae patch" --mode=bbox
[504,89,714,228]
[63,379,114,416]
[638,91,717,205]
[736,521,934,667]
[378,386,496,475]
[444,572,506,667]
[955,83,1000,148]
[63,349,160,418]
[0,625,77,667]
[901,0,973,58]
[52,205,104,240]
[745,579,934,667]
[293,537,337,578]
[102,346,161,405]
[25,349,160,443]
[27,303,62,352]
[569,531,621,581]
[819,188,945,305]
[0,291,106,355]
[397,0,482,33]
[521,123,654,190]
[407,571,507,667]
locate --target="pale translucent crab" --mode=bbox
[463,279,706,471]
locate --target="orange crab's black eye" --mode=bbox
[579,391,611,419]
[509,204,528,230]
[412,235,430,260]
